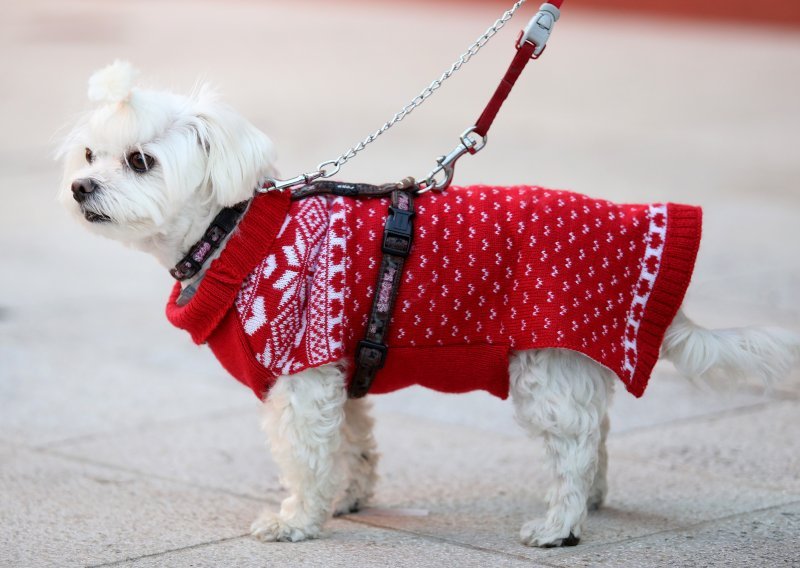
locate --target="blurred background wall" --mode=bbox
[495,0,800,26]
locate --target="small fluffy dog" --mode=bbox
[59,62,800,547]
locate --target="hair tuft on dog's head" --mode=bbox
[88,60,139,105]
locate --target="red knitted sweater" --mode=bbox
[166,185,701,399]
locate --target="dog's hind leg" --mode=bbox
[251,364,347,542]
[333,397,379,516]
[510,348,614,547]
[586,413,610,511]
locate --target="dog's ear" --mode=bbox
[191,87,277,206]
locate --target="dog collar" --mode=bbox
[170,200,251,281]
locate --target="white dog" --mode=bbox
[59,62,800,547]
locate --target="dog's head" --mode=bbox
[59,61,276,250]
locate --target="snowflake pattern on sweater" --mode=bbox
[166,185,701,400]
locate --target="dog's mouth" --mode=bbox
[81,207,112,223]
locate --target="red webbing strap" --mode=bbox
[474,39,537,137]
[473,0,563,138]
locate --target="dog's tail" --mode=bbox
[662,311,800,385]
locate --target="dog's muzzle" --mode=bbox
[72,178,111,223]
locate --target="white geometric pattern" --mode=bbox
[622,204,667,379]
[235,196,345,376]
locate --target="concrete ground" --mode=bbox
[2,1,799,566]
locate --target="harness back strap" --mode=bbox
[290,180,399,201]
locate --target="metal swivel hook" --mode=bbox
[419,127,488,193]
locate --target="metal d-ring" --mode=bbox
[316,159,341,179]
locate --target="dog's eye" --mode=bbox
[128,152,155,173]
[85,148,93,163]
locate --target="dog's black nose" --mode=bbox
[71,179,97,203]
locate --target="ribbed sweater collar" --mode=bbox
[165,190,292,344]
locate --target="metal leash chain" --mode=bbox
[259,0,529,193]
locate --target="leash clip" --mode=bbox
[518,2,560,58]
[259,157,346,193]
[419,127,487,193]
[258,171,324,193]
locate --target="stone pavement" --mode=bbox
[1,1,799,566]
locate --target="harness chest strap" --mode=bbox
[290,179,416,398]
[350,189,415,398]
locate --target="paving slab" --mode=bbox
[609,400,800,493]
[52,409,282,501]
[0,299,254,447]
[0,444,258,568]
[546,501,800,568]
[121,523,546,568]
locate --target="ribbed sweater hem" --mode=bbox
[626,203,702,397]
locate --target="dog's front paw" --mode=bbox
[250,512,320,543]
[520,519,581,548]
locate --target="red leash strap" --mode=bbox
[420,2,563,191]
[474,40,538,138]
[474,1,562,138]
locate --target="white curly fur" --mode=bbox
[59,65,800,547]
[251,367,380,542]
[663,311,800,384]
[88,60,139,105]
[58,64,277,272]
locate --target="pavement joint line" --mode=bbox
[651,371,800,402]
[541,497,800,559]
[83,534,250,568]
[609,397,794,440]
[379,394,788,446]
[610,453,800,497]
[339,514,563,567]
[23,443,284,506]
[83,522,559,568]
[34,403,257,451]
